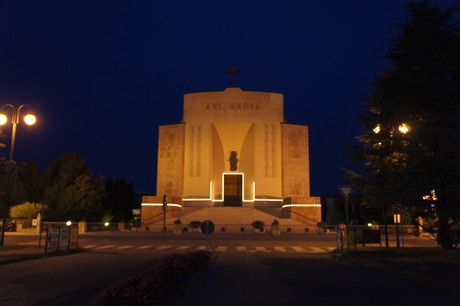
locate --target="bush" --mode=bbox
[9,202,45,226]
[97,251,211,305]
[251,220,265,230]
[188,220,201,228]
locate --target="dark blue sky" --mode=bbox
[0,0,456,196]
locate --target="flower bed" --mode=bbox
[97,251,211,305]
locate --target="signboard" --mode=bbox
[338,185,353,201]
[45,226,72,252]
[132,209,141,216]
[201,220,215,235]
[47,227,60,250]
[60,227,69,247]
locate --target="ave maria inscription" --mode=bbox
[205,102,260,111]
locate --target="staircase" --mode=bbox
[159,207,311,233]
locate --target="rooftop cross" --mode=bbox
[225,64,241,88]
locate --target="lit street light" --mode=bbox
[0,104,36,246]
[0,104,37,161]
[373,122,411,249]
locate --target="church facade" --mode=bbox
[141,87,321,227]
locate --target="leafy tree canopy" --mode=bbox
[102,177,135,222]
[44,151,105,221]
[10,201,45,223]
[0,160,43,210]
[348,0,460,248]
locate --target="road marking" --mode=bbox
[156,245,172,250]
[79,244,336,253]
[138,245,153,249]
[82,244,97,249]
[117,245,135,250]
[97,245,116,250]
[255,246,270,252]
[291,246,306,253]
[310,247,326,253]
[18,242,37,246]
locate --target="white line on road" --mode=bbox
[156,245,172,250]
[82,245,97,249]
[255,246,270,252]
[137,245,154,249]
[96,245,116,250]
[291,246,306,253]
[117,245,135,250]
[310,247,326,253]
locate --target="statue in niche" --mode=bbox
[229,151,238,171]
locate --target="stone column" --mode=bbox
[118,222,125,232]
[36,213,42,234]
[78,221,87,234]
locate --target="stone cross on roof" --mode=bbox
[225,64,241,87]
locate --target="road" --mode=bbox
[175,250,460,306]
[1,231,452,306]
[1,232,338,305]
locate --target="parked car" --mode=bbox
[0,221,16,232]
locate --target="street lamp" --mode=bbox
[373,122,411,249]
[0,104,37,161]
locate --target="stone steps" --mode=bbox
[170,207,305,227]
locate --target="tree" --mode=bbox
[44,152,105,221]
[0,160,43,209]
[9,202,45,226]
[348,1,460,248]
[102,178,135,222]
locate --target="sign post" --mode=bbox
[200,220,215,250]
[338,185,353,225]
[162,195,167,236]
[394,213,401,248]
[132,209,140,232]
[338,185,354,252]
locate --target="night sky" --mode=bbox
[0,0,456,196]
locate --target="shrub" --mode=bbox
[188,220,201,228]
[97,251,211,305]
[251,220,265,230]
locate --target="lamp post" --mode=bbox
[373,122,410,249]
[0,104,37,161]
[162,195,167,236]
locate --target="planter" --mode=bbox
[271,224,281,236]
[271,220,280,236]
[251,220,265,233]
[254,227,265,233]
[189,227,201,233]
[173,224,182,235]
